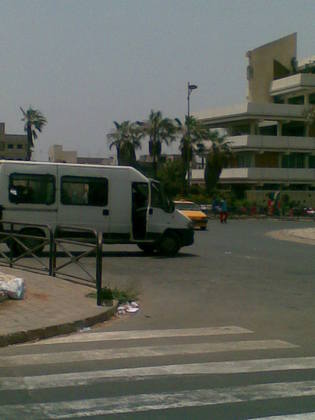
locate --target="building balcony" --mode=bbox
[270,73,315,96]
[220,168,315,184]
[191,167,315,185]
[195,102,307,128]
[228,135,315,152]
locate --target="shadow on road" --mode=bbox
[32,250,198,259]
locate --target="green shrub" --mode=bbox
[99,286,113,302]
[111,287,138,304]
[87,285,139,305]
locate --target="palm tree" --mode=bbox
[177,116,211,192]
[304,105,315,136]
[137,110,178,178]
[20,107,47,161]
[195,142,206,169]
[107,120,142,166]
[204,134,232,194]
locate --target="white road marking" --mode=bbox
[26,326,253,345]
[0,381,314,418]
[252,413,315,419]
[1,356,314,391]
[0,339,297,366]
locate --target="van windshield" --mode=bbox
[150,181,174,213]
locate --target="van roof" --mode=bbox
[0,160,129,169]
[0,160,149,181]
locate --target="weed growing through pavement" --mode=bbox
[87,286,139,305]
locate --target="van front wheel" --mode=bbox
[157,233,180,257]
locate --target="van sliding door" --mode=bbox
[58,169,109,234]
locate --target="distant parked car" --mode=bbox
[174,200,208,230]
[200,204,212,216]
[303,207,315,216]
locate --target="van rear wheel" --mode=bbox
[157,233,180,257]
[137,243,156,255]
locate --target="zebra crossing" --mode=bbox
[0,325,314,419]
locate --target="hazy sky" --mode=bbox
[0,0,314,160]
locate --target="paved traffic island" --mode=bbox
[267,227,315,245]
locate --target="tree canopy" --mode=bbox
[107,120,142,166]
[137,110,178,178]
[204,134,232,194]
[20,106,47,161]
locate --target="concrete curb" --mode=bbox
[0,301,119,348]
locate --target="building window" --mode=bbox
[9,173,55,205]
[17,144,24,149]
[288,96,304,105]
[61,176,108,206]
[309,156,315,168]
[281,153,305,168]
[7,144,14,149]
[246,65,253,80]
[237,153,252,167]
[274,95,284,104]
[309,93,315,105]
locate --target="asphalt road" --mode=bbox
[98,218,315,348]
[0,219,314,419]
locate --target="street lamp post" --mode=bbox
[187,82,198,188]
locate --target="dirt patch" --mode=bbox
[27,292,49,301]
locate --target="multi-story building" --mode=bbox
[194,33,315,205]
[48,144,116,165]
[0,123,27,160]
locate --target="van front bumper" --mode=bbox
[178,227,194,247]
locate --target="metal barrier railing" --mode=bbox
[0,222,103,306]
[53,225,103,306]
[0,221,53,273]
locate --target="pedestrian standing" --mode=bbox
[220,199,228,223]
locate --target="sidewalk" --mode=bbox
[0,267,117,347]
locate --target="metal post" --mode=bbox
[96,232,103,306]
[49,228,56,276]
[9,223,13,268]
[186,82,198,189]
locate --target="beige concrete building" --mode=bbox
[0,123,27,160]
[194,33,315,205]
[48,144,116,165]
[48,145,77,163]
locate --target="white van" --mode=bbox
[0,160,194,256]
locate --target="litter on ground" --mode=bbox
[0,272,25,300]
[117,301,139,315]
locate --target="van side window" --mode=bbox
[61,176,108,206]
[9,173,55,205]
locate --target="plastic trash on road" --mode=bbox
[0,273,25,300]
[117,301,139,315]
[79,327,91,333]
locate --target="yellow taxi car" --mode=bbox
[174,200,208,230]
